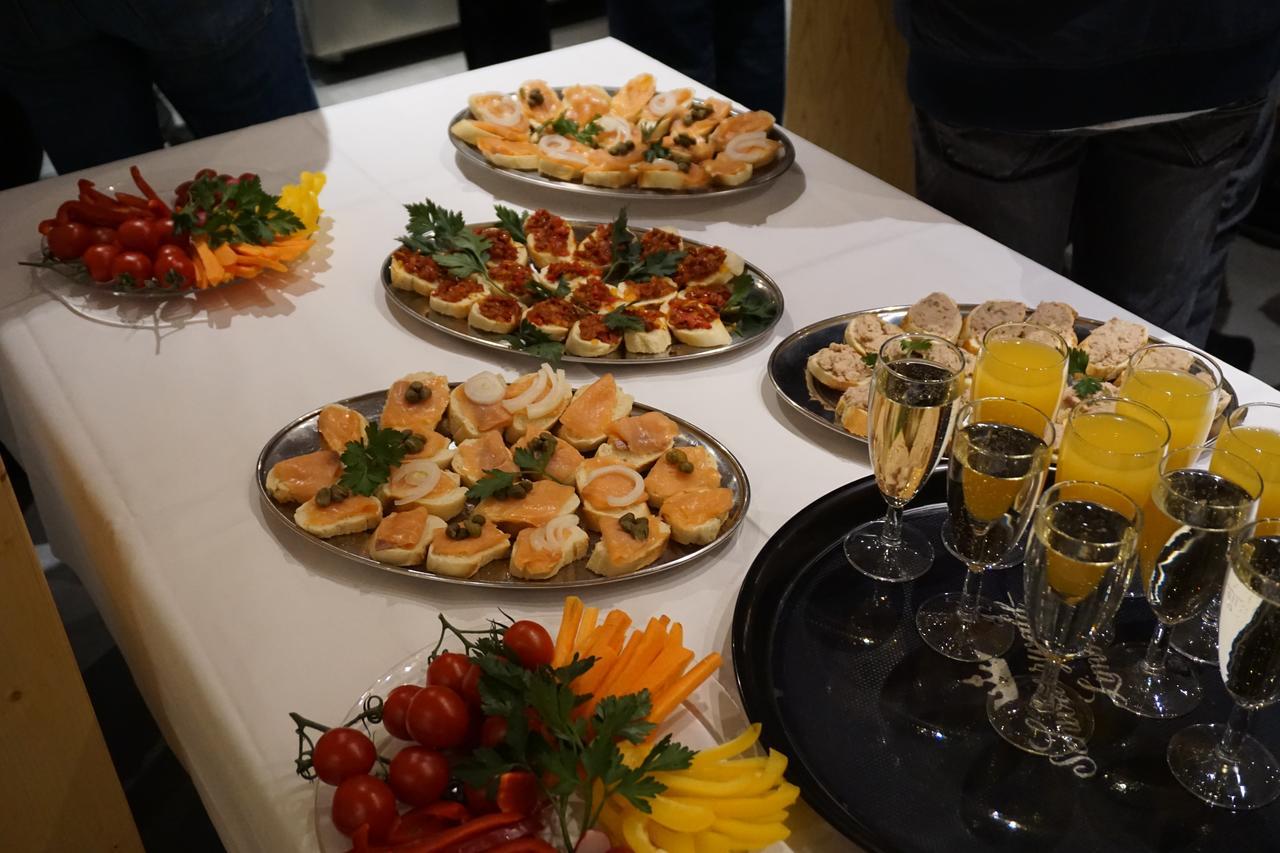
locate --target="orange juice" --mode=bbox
[1057,412,1165,508]
[1214,425,1280,518]
[1121,369,1215,451]
[973,338,1067,419]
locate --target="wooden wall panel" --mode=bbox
[786,0,915,192]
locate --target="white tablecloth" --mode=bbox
[0,37,1274,853]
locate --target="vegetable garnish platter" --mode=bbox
[257,371,749,589]
[382,200,782,364]
[448,74,796,199]
[294,598,797,852]
[770,295,1237,443]
[26,164,323,298]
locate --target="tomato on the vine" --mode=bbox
[110,251,152,287]
[427,652,476,695]
[405,685,470,750]
[117,218,159,255]
[504,621,554,669]
[387,746,449,807]
[331,774,397,840]
[87,226,118,247]
[154,245,196,288]
[312,727,377,785]
[382,684,421,740]
[47,222,91,260]
[460,664,483,710]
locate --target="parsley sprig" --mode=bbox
[501,319,564,363]
[526,277,571,303]
[600,209,685,284]
[494,205,528,244]
[861,353,878,367]
[901,338,934,353]
[173,175,303,247]
[466,469,520,501]
[467,436,564,499]
[1068,347,1103,397]
[603,303,646,333]
[541,115,604,145]
[338,424,413,495]
[399,199,496,288]
[720,273,778,337]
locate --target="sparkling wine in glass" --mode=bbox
[988,481,1140,757]
[1168,518,1280,810]
[916,397,1053,661]
[845,333,966,582]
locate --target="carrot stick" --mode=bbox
[572,648,620,701]
[595,610,632,655]
[553,597,584,667]
[605,618,668,699]
[635,624,690,695]
[213,243,238,267]
[574,607,600,655]
[648,653,723,724]
[194,241,225,284]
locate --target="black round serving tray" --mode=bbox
[732,469,1280,853]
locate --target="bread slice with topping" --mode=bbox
[843,314,901,356]
[266,450,342,504]
[901,291,962,343]
[835,380,873,438]
[807,343,873,391]
[294,494,383,539]
[960,300,1028,353]
[1078,318,1148,380]
[1027,301,1079,348]
[585,514,671,576]
[660,487,734,545]
[509,520,590,580]
[367,508,446,566]
[426,521,511,578]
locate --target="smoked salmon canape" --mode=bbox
[318,404,368,454]
[599,411,681,470]
[426,518,511,579]
[632,159,710,191]
[516,79,562,124]
[451,429,519,487]
[381,461,468,521]
[447,371,514,441]
[502,364,573,441]
[608,73,657,121]
[294,488,383,539]
[667,298,731,348]
[643,446,724,508]
[619,305,672,355]
[367,507,446,566]
[266,450,342,504]
[670,97,732,139]
[475,137,540,171]
[560,83,612,125]
[511,428,584,484]
[583,147,642,189]
[586,512,671,577]
[709,109,777,150]
[382,372,450,437]
[524,209,576,267]
[523,297,581,343]
[702,155,753,188]
[537,134,593,182]
[575,455,651,531]
[510,516,591,580]
[449,117,529,146]
[390,248,461,296]
[566,313,623,358]
[466,92,529,134]
[468,293,522,335]
[475,480,581,533]
[556,373,634,451]
[660,486,734,546]
[428,277,485,318]
[400,430,456,468]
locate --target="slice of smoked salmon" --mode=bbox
[402,431,453,463]
[430,520,509,557]
[382,373,450,437]
[559,374,625,443]
[562,84,611,125]
[511,528,565,577]
[451,386,514,435]
[477,481,578,530]
[660,487,733,529]
[598,514,667,567]
[318,404,368,453]
[518,80,562,123]
[454,431,518,484]
[643,446,722,505]
[513,428,584,483]
[580,459,648,510]
[605,411,680,455]
[268,450,342,503]
[610,73,656,120]
[372,506,432,552]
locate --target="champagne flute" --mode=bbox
[1175,402,1280,664]
[988,481,1140,757]
[845,333,966,582]
[916,397,1054,662]
[1108,444,1262,718]
[1119,343,1223,451]
[971,322,1069,420]
[1168,518,1280,810]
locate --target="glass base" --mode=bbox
[988,675,1094,758]
[916,590,1015,662]
[844,519,934,583]
[1171,605,1219,666]
[1106,643,1202,719]
[1168,724,1280,810]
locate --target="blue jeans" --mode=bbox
[913,94,1278,347]
[0,0,317,175]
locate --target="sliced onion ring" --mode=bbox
[595,115,632,143]
[391,460,442,505]
[545,514,579,545]
[648,91,679,116]
[538,134,588,164]
[503,365,550,412]
[645,158,680,171]
[724,131,770,162]
[582,465,645,507]
[464,371,506,405]
[527,368,568,419]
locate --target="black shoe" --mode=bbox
[1206,329,1256,373]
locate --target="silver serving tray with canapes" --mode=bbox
[768,305,1239,444]
[382,220,785,365]
[447,87,796,200]
[313,646,771,852]
[256,385,750,589]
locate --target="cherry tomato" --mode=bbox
[152,217,176,246]
[427,653,476,695]
[117,218,159,255]
[88,226,118,246]
[238,172,258,184]
[387,746,449,807]
[37,219,57,236]
[503,621,554,670]
[46,222,91,260]
[154,246,196,289]
[463,783,497,816]
[194,168,217,180]
[405,685,470,750]
[382,685,421,740]
[480,716,508,749]
[82,244,120,282]
[312,727,377,786]
[110,251,152,287]
[331,774,397,841]
[460,664,483,710]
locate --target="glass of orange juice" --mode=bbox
[971,323,1069,420]
[1119,344,1223,451]
[1056,396,1171,509]
[1172,402,1280,664]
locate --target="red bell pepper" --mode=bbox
[386,801,473,845]
[495,772,540,818]
[482,840,556,853]
[131,164,170,213]
[114,190,151,209]
[346,812,531,853]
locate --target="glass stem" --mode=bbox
[1215,704,1252,761]
[879,503,904,548]
[1029,657,1063,719]
[956,564,986,627]
[1142,621,1171,674]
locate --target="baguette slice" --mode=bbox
[318,404,368,454]
[1027,301,1079,348]
[835,380,873,438]
[509,521,590,580]
[266,450,342,504]
[661,487,734,545]
[644,445,722,508]
[807,343,873,391]
[426,521,510,579]
[476,137,540,170]
[843,314,901,356]
[586,514,671,576]
[367,508,446,566]
[475,481,581,532]
[960,300,1028,353]
[557,374,634,450]
[451,430,518,487]
[1078,318,1149,380]
[902,291,963,343]
[295,495,383,539]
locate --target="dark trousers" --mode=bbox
[607,0,786,119]
[458,0,549,69]
[913,95,1278,347]
[0,0,317,175]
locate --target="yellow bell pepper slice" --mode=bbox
[649,824,698,853]
[623,810,661,853]
[655,750,788,797]
[711,817,790,846]
[687,757,768,780]
[692,830,736,853]
[691,724,761,768]
[672,783,801,819]
[649,794,716,832]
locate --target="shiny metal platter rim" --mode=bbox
[447,85,796,200]
[768,305,1240,444]
[255,386,751,589]
[382,220,785,365]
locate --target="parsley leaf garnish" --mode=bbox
[526,277,571,302]
[494,205,528,243]
[862,353,878,367]
[173,175,303,247]
[398,198,497,290]
[720,273,778,338]
[471,436,565,498]
[603,304,646,332]
[599,209,686,284]
[338,424,410,495]
[542,115,603,145]
[643,141,672,163]
[500,319,564,363]
[901,338,933,353]
[1068,347,1103,397]
[513,443,555,478]
[466,468,518,501]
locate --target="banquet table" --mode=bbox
[1,37,1275,853]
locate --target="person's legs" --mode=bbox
[458,0,550,69]
[1072,94,1277,346]
[607,0,716,92]
[712,0,785,116]
[0,88,45,189]
[913,109,1085,273]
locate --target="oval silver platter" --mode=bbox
[447,86,796,200]
[256,385,750,589]
[769,305,1239,443]
[382,220,784,365]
